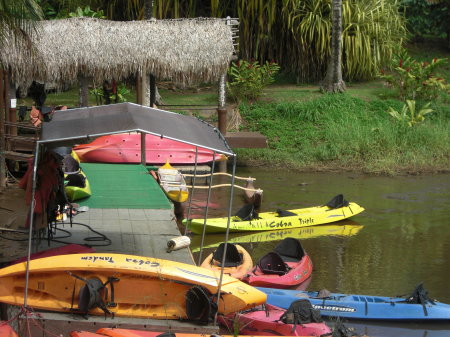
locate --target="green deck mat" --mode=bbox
[77,163,172,209]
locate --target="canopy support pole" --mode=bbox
[141,132,146,166]
[184,147,199,235]
[214,154,237,326]
[197,151,216,265]
[24,141,40,307]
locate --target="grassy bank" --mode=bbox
[234,93,449,175]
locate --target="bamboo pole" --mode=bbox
[182,172,255,181]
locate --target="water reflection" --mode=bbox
[336,321,450,337]
[187,170,450,337]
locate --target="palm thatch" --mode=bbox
[0,17,235,87]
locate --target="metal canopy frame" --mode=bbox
[23,103,239,326]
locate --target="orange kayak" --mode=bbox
[200,243,253,280]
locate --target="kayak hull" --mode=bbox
[243,255,313,289]
[200,244,253,280]
[157,161,189,203]
[0,253,266,320]
[65,170,92,201]
[0,322,18,337]
[218,304,332,336]
[260,287,450,321]
[74,134,225,165]
[71,329,300,337]
[185,202,365,234]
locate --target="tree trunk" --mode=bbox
[78,75,90,107]
[321,0,346,93]
[143,1,161,107]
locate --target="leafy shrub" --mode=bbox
[379,49,449,100]
[227,60,280,103]
[387,100,433,127]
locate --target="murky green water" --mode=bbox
[188,169,450,337]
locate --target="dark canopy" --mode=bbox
[40,103,234,156]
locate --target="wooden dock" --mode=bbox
[1,163,222,336]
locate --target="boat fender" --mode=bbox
[167,236,191,252]
[185,285,217,324]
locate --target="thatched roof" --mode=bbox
[0,17,235,87]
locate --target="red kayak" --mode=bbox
[242,238,313,288]
[71,330,299,337]
[9,244,95,265]
[219,303,331,336]
[0,322,18,337]
[73,133,226,165]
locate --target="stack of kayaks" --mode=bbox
[184,195,364,234]
[0,253,266,321]
[242,238,313,289]
[218,302,332,336]
[200,243,253,280]
[157,160,189,203]
[259,284,450,321]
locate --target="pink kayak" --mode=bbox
[242,238,313,288]
[9,244,95,265]
[73,134,226,165]
[219,303,331,336]
[0,322,18,337]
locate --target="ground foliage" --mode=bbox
[236,94,450,174]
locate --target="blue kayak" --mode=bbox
[259,286,450,321]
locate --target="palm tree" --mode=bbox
[320,0,345,93]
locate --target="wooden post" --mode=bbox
[141,132,146,166]
[0,69,6,188]
[78,75,89,107]
[150,74,156,107]
[136,74,142,105]
[217,74,227,135]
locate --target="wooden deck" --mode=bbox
[1,163,225,336]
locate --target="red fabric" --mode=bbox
[19,152,61,227]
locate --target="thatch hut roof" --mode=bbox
[0,17,235,87]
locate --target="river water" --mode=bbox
[187,169,450,337]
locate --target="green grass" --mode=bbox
[235,94,449,174]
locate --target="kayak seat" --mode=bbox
[325,194,349,209]
[185,285,216,324]
[280,299,323,326]
[66,172,86,188]
[274,237,305,262]
[62,154,80,174]
[257,252,288,275]
[276,209,296,217]
[235,203,259,221]
[212,243,243,267]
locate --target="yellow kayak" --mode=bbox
[190,221,363,252]
[0,253,265,321]
[157,161,189,203]
[64,169,92,201]
[184,195,364,234]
